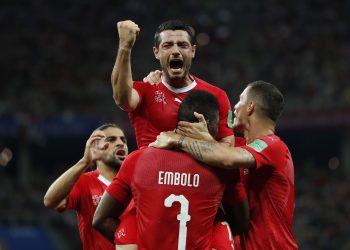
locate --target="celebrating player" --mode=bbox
[112,19,234,148]
[109,19,244,248]
[43,123,132,250]
[93,90,248,249]
[151,81,298,250]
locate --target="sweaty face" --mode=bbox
[100,127,128,169]
[154,30,195,83]
[233,87,251,132]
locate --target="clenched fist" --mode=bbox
[117,20,140,50]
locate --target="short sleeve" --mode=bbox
[130,81,149,114]
[59,178,81,212]
[106,153,136,205]
[241,137,279,170]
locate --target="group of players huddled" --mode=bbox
[44,20,298,250]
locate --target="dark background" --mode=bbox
[1,0,349,249]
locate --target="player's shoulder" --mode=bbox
[246,134,285,153]
[122,147,149,164]
[75,170,99,187]
[133,81,156,90]
[193,76,226,94]
[80,169,99,180]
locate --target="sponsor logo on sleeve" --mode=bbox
[247,139,268,152]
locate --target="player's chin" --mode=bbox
[168,70,185,79]
[115,154,126,162]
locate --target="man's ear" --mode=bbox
[191,44,196,58]
[153,47,159,60]
[247,101,255,115]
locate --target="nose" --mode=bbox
[115,138,125,148]
[171,44,180,55]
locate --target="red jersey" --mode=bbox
[237,134,298,250]
[107,148,245,250]
[63,170,114,250]
[130,76,233,148]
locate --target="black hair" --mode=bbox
[95,123,122,132]
[154,19,195,48]
[178,90,219,137]
[247,81,284,123]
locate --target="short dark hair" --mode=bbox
[247,81,284,123]
[95,123,122,132]
[178,90,219,137]
[154,19,195,48]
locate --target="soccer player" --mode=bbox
[93,90,248,250]
[112,19,234,148]
[43,123,132,250]
[150,81,298,250]
[111,19,241,248]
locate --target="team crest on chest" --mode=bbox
[154,90,167,104]
[92,194,102,206]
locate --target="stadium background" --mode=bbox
[1,0,349,249]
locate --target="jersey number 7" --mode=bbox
[164,194,191,250]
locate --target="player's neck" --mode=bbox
[244,118,275,144]
[162,74,194,88]
[97,164,118,182]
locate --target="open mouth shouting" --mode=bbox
[115,149,127,161]
[169,58,184,74]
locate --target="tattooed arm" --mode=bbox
[149,132,256,170]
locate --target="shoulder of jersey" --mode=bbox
[194,76,225,92]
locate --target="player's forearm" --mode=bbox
[176,136,247,170]
[93,217,118,243]
[219,135,234,147]
[111,48,134,110]
[43,159,89,209]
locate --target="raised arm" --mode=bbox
[43,131,105,211]
[112,20,140,112]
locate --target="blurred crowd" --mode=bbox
[1,0,350,249]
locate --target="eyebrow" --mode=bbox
[105,135,126,140]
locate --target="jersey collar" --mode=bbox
[161,76,197,94]
[97,174,111,186]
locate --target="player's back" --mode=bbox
[131,147,227,250]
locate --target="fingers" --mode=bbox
[194,112,206,124]
[144,70,162,85]
[117,20,140,49]
[117,20,140,34]
[177,121,193,128]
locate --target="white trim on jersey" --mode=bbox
[97,174,111,186]
[161,76,197,94]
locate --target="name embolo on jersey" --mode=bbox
[107,148,238,250]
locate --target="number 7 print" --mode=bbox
[164,194,191,250]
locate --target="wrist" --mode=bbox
[176,135,186,149]
[78,158,91,169]
[118,45,133,52]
